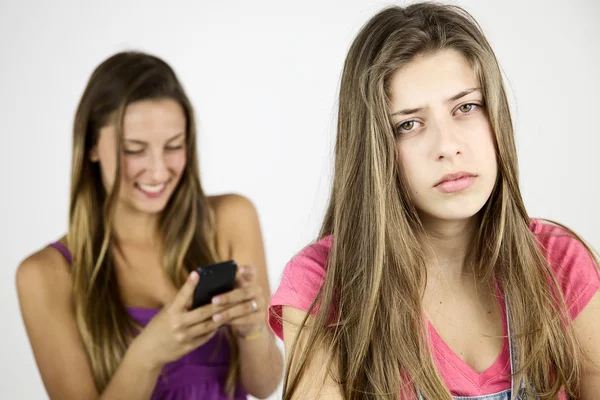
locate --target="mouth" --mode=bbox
[434,171,477,193]
[135,181,169,198]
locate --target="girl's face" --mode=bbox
[389,49,498,225]
[90,98,188,215]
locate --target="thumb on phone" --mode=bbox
[171,271,199,311]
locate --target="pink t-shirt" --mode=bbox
[268,219,600,397]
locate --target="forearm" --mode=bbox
[237,328,283,399]
[99,341,162,400]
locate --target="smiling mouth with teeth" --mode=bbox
[136,182,167,194]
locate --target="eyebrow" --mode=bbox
[390,87,481,117]
[124,132,185,145]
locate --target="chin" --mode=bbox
[139,207,167,215]
[436,211,480,222]
[419,199,488,224]
[128,199,170,215]
[142,204,169,214]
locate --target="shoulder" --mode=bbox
[208,193,258,226]
[268,235,334,340]
[16,239,99,398]
[208,193,259,237]
[207,193,264,260]
[529,218,600,318]
[529,218,597,269]
[16,237,72,307]
[281,235,333,297]
[287,235,334,273]
[529,217,576,238]
[275,235,334,302]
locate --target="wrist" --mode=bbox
[234,324,266,341]
[127,337,163,373]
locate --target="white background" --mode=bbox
[1,0,599,398]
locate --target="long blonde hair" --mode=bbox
[283,3,598,399]
[66,51,239,394]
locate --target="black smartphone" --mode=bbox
[191,260,238,309]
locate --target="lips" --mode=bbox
[434,171,476,186]
[137,182,166,193]
[135,181,170,198]
[434,171,477,193]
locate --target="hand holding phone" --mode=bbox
[209,264,266,338]
[130,269,223,370]
[191,260,238,309]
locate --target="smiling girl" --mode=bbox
[16,51,283,400]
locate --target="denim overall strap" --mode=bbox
[505,298,526,398]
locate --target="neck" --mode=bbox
[112,203,161,246]
[419,214,479,281]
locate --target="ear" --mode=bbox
[89,145,99,162]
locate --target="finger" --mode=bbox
[187,318,221,338]
[171,271,199,311]
[236,265,256,287]
[212,298,262,324]
[181,303,230,327]
[211,285,258,306]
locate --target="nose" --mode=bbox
[148,151,169,182]
[431,117,462,161]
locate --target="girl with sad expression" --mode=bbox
[268,3,600,400]
[16,52,283,400]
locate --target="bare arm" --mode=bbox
[573,289,600,399]
[16,246,220,400]
[282,306,343,400]
[15,248,160,400]
[211,194,283,398]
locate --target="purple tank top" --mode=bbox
[49,242,247,400]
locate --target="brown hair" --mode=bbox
[67,51,239,395]
[283,3,598,399]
